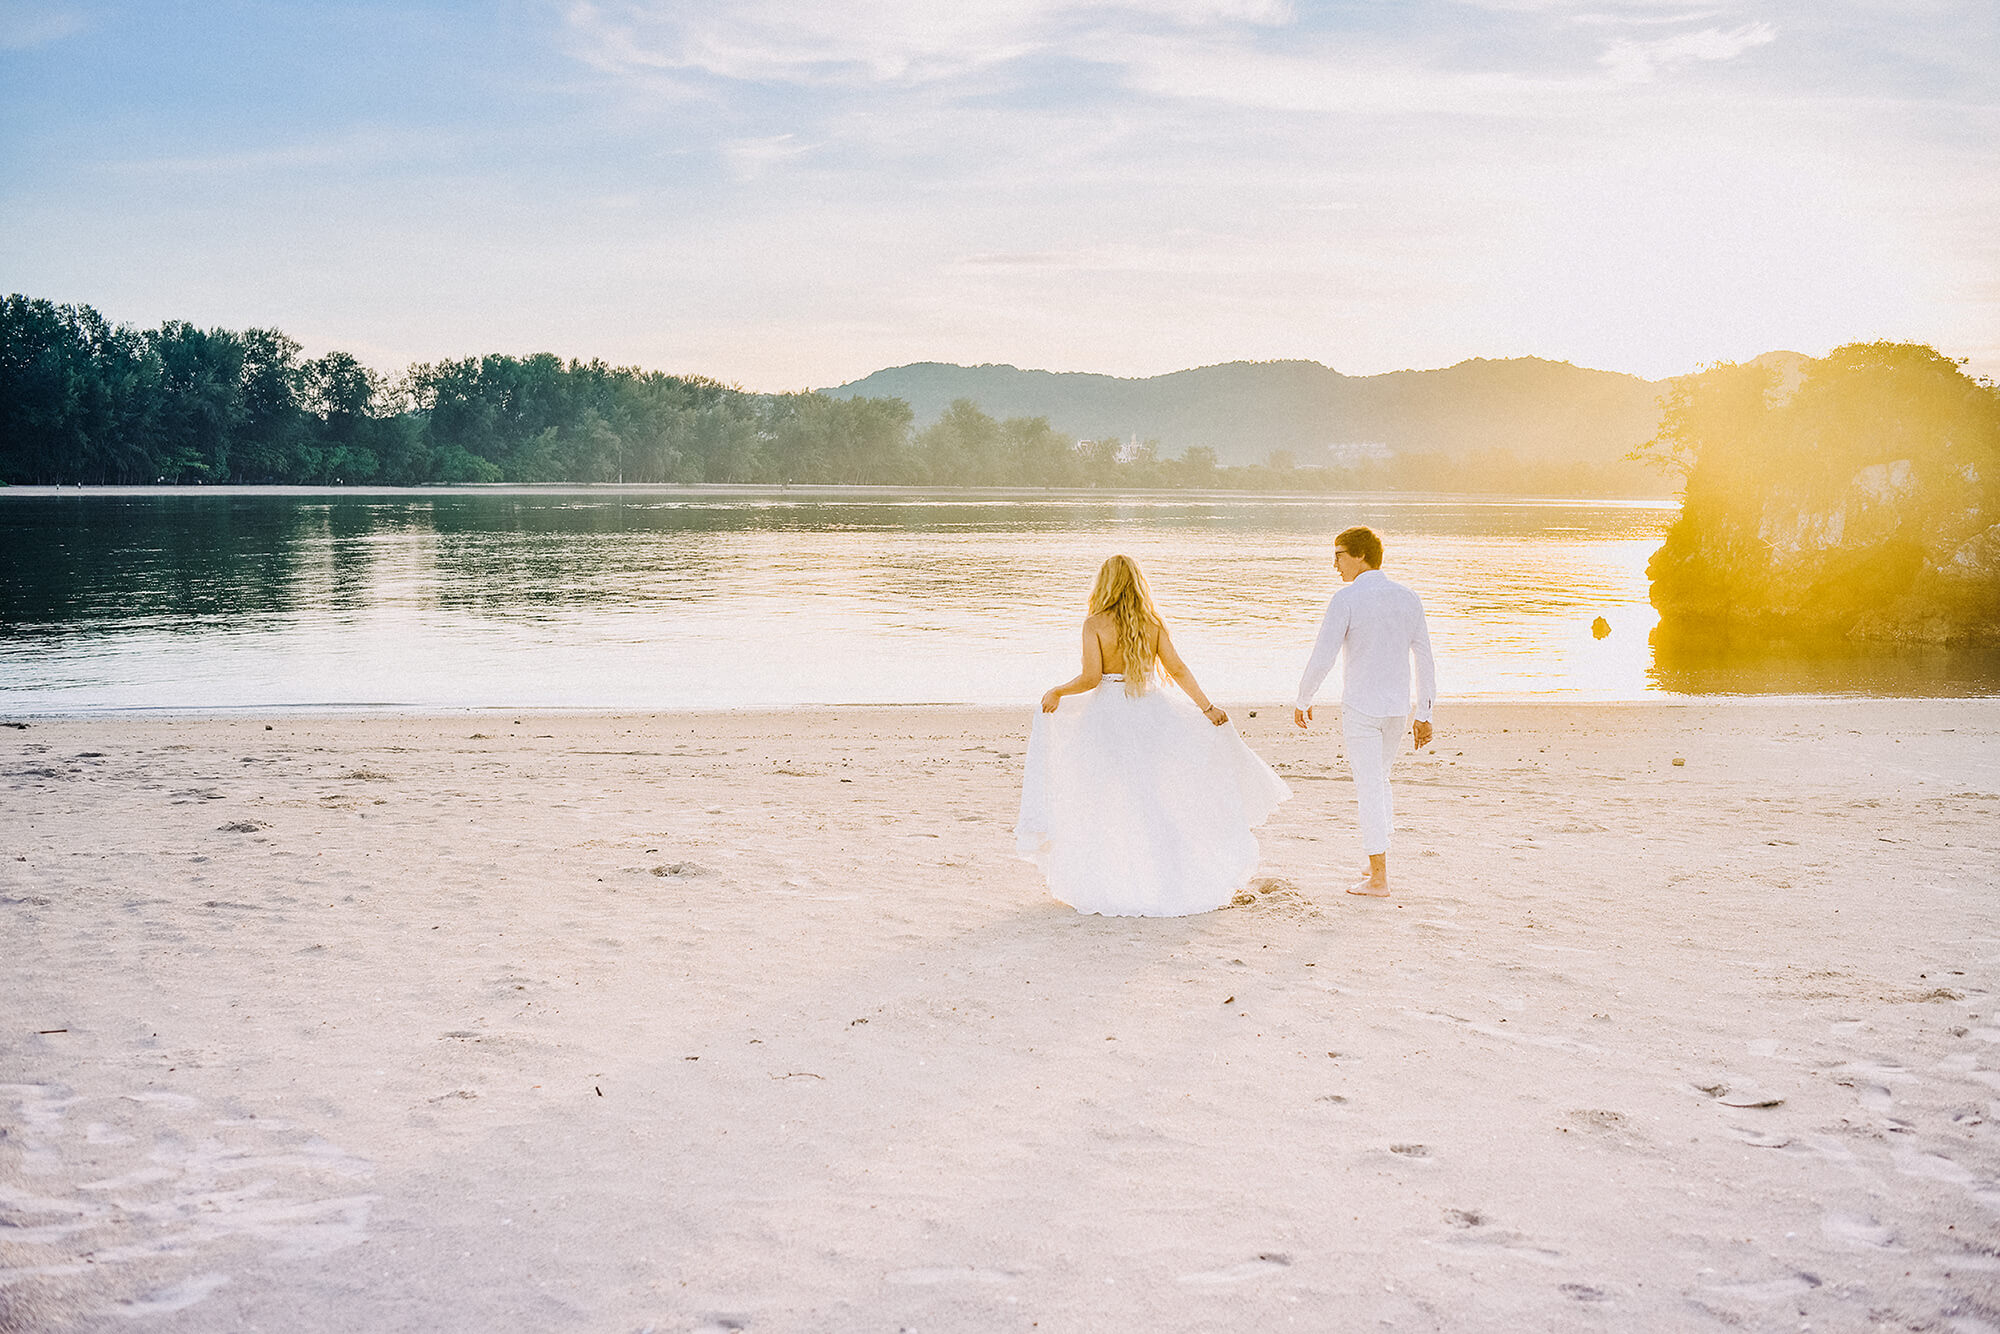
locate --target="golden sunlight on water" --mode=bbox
[1,491,1663,710]
[3,489,1993,712]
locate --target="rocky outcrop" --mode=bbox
[1644,343,2000,644]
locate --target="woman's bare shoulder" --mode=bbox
[1082,611,1115,632]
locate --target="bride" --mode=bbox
[1014,555,1292,917]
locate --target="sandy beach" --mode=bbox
[2,700,1997,1332]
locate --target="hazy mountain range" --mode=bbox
[824,354,1810,471]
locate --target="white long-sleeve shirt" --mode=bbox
[1295,569,1437,720]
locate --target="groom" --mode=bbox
[1293,526,1436,898]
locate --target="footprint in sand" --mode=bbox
[1796,1134,1862,1172]
[1832,1057,1917,1084]
[0,1083,374,1323]
[1694,1079,1786,1109]
[1892,1145,1978,1186]
[1558,1282,1610,1302]
[1726,1125,1792,1149]
[116,1272,232,1315]
[1429,1227,1563,1266]
[1564,1109,1628,1134]
[1229,879,1320,916]
[1821,1211,1897,1249]
[1433,1207,1564,1264]
[1705,1272,1822,1301]
[1178,1254,1291,1285]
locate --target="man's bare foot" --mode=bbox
[1346,853,1390,897]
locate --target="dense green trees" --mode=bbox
[0,297,933,487]
[2,293,1664,494]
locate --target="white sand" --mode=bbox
[2,701,1997,1332]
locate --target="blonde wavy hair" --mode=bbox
[1089,555,1164,697]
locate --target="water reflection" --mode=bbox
[1648,623,2000,697]
[2,488,1995,711]
[2,494,304,628]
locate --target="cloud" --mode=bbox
[563,1,1043,87]
[1570,9,1728,25]
[561,0,1790,133]
[561,0,1293,88]
[1102,34,1571,116]
[719,132,817,180]
[0,1,85,50]
[1599,20,1776,81]
[1452,0,1728,12]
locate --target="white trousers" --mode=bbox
[1341,709,1403,856]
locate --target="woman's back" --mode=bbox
[1087,611,1158,676]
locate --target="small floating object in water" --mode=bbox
[1591,616,1611,639]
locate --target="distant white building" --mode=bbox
[1116,435,1157,463]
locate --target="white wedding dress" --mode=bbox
[1014,673,1292,917]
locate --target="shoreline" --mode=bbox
[0,482,1682,504]
[7,693,2000,723]
[4,700,1997,1330]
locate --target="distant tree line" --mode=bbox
[1,294,1650,493]
[0,295,920,486]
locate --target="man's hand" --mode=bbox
[1412,719,1433,749]
[1293,706,1312,729]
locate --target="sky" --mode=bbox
[2,0,1995,390]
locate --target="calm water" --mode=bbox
[3,487,1996,713]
